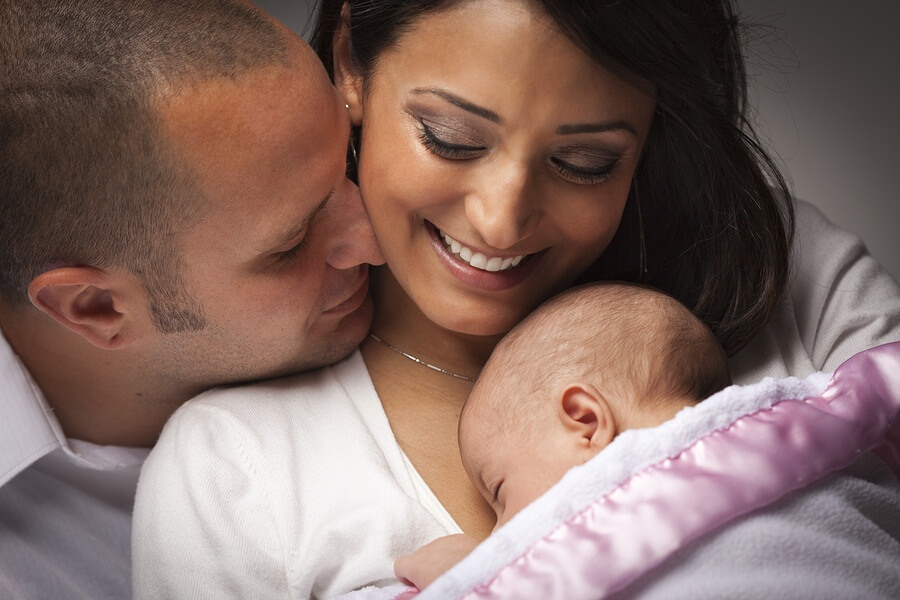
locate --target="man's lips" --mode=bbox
[322,267,370,315]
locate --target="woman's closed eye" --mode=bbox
[550,145,622,185]
[416,112,623,185]
[417,117,487,160]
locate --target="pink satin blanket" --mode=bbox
[397,342,900,600]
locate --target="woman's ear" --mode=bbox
[559,383,617,452]
[28,267,148,350]
[333,2,363,125]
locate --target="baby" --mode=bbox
[394,282,732,589]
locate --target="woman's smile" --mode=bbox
[436,226,529,272]
[426,220,544,292]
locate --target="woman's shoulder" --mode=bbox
[150,349,377,459]
[788,199,899,333]
[178,349,370,419]
[141,347,388,509]
[791,199,870,271]
[732,199,900,381]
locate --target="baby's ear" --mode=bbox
[559,384,616,452]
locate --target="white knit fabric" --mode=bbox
[133,351,461,600]
[132,200,900,599]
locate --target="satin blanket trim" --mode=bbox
[398,341,900,600]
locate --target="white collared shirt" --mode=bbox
[0,330,148,600]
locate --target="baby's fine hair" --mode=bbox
[474,283,732,425]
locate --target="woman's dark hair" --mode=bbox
[312,0,795,356]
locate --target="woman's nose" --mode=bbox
[465,165,540,250]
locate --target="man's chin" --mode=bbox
[290,294,374,373]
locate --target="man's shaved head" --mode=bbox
[0,0,289,331]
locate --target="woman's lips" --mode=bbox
[426,221,544,292]
[438,229,528,272]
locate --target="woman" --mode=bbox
[133,1,900,597]
[318,0,795,538]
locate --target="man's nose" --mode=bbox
[465,164,540,251]
[324,176,385,270]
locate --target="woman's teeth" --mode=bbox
[438,230,526,272]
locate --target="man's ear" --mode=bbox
[559,383,617,451]
[332,2,364,125]
[28,267,147,350]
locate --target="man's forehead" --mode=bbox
[158,66,302,141]
[156,68,338,202]
[153,32,345,256]
[155,28,330,137]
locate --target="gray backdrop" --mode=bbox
[256,0,900,280]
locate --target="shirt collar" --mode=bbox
[0,327,65,486]
[0,329,146,488]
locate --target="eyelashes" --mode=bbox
[418,120,486,159]
[551,156,618,185]
[276,237,309,262]
[417,118,620,185]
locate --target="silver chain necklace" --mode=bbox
[368,333,477,382]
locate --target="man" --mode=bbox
[0,0,383,597]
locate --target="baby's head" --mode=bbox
[459,282,731,527]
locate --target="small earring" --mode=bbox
[349,135,359,166]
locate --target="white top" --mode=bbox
[132,200,900,599]
[133,351,460,600]
[0,331,149,599]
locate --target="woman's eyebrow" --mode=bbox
[410,87,502,124]
[410,87,635,137]
[557,121,637,136]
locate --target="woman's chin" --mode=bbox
[425,308,528,339]
[374,261,544,338]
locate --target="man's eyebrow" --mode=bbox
[410,87,502,124]
[556,120,637,136]
[267,191,333,249]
